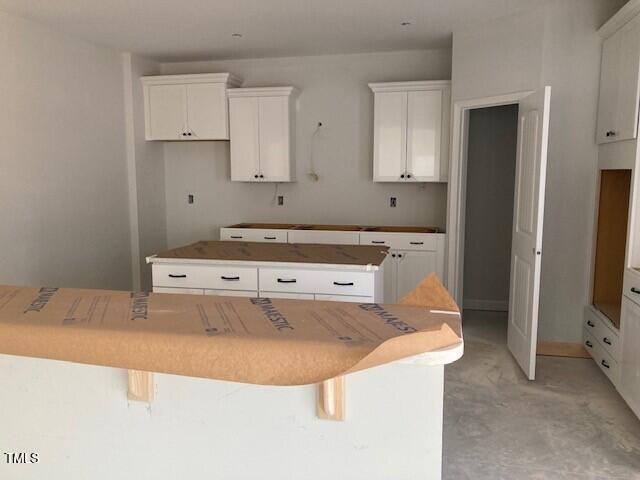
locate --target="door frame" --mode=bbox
[446,90,533,306]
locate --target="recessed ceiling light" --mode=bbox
[400,21,412,26]
[231,33,243,38]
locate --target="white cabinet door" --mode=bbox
[597,18,640,144]
[147,84,186,140]
[620,298,640,418]
[396,250,438,301]
[407,90,441,181]
[186,83,229,140]
[258,96,291,181]
[384,253,398,303]
[229,96,260,181]
[373,91,407,181]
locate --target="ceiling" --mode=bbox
[0,0,545,61]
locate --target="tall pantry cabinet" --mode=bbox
[587,4,640,419]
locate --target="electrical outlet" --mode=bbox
[390,197,397,208]
[188,194,194,204]
[277,195,284,206]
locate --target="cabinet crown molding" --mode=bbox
[599,0,640,38]
[227,86,299,98]
[369,80,451,93]
[140,72,243,87]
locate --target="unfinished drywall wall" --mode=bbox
[123,53,167,291]
[159,50,451,248]
[451,0,626,342]
[0,11,132,290]
[463,105,518,311]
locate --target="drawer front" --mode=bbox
[221,228,288,243]
[584,328,620,385]
[359,232,440,251]
[584,307,620,360]
[287,230,360,245]
[623,269,640,306]
[258,268,374,296]
[259,292,315,300]
[153,287,204,295]
[314,294,373,303]
[153,263,258,290]
[204,289,257,298]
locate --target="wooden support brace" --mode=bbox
[316,376,345,421]
[128,370,154,403]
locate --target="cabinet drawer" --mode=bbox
[287,230,360,245]
[314,294,373,303]
[623,269,640,306]
[204,289,257,298]
[221,228,288,243]
[584,328,620,385]
[153,287,204,295]
[584,307,620,360]
[359,232,439,251]
[258,268,374,296]
[153,263,258,290]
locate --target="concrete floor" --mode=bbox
[443,309,640,479]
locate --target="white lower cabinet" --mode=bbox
[153,287,204,295]
[151,263,381,303]
[384,250,439,303]
[620,297,640,417]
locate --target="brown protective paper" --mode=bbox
[155,241,389,267]
[0,274,461,386]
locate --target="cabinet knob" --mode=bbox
[391,253,396,258]
[182,133,187,136]
[585,340,593,348]
[603,337,612,346]
[259,174,264,178]
[407,174,412,179]
[187,132,192,136]
[398,254,403,258]
[254,174,259,179]
[400,174,405,179]
[601,359,611,369]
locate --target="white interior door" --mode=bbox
[507,86,551,380]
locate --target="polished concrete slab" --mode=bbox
[443,309,640,479]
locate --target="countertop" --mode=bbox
[148,240,390,270]
[226,223,444,234]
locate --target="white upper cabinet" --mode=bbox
[370,81,450,182]
[596,15,640,144]
[228,87,297,182]
[141,73,242,141]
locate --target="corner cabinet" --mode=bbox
[228,87,297,182]
[369,81,451,183]
[596,14,640,144]
[141,73,242,141]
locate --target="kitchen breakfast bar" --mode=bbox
[0,241,463,480]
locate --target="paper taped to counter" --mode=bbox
[0,274,461,385]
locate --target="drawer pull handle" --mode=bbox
[631,287,640,295]
[333,282,354,286]
[277,278,297,284]
[603,337,612,346]
[168,274,187,278]
[601,359,611,369]
[409,241,424,245]
[585,340,593,348]
[371,240,385,244]
[264,236,277,240]
[221,276,240,281]
[587,320,595,328]
[230,235,243,239]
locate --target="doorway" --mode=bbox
[462,104,519,340]
[446,87,552,379]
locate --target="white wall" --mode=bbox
[463,105,518,311]
[452,0,625,342]
[0,11,132,290]
[159,50,451,248]
[123,53,167,291]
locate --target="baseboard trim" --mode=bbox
[537,342,590,359]
[463,298,508,312]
